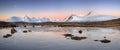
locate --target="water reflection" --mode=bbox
[33,25,35,28]
[0,26,120,50]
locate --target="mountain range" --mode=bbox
[4,13,119,22]
[5,16,60,22]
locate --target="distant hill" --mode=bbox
[0,18,120,27]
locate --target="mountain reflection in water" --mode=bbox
[0,26,120,50]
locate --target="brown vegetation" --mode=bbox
[0,18,120,27]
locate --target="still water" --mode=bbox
[0,26,120,50]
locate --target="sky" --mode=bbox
[0,0,120,20]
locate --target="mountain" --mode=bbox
[64,14,119,22]
[6,16,25,22]
[5,16,60,22]
[5,13,119,23]
[6,16,31,22]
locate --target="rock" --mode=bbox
[28,30,31,32]
[79,30,82,34]
[94,36,111,43]
[94,40,99,41]
[100,39,111,43]
[63,34,74,37]
[71,36,87,40]
[24,25,26,27]
[11,28,17,34]
[3,35,8,38]
[71,36,82,40]
[80,37,87,39]
[6,34,12,36]
[23,30,27,33]
[3,34,12,38]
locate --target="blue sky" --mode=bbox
[0,0,120,20]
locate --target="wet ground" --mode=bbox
[0,26,120,50]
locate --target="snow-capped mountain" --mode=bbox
[5,13,119,22]
[6,16,27,22]
[5,16,60,22]
[64,14,119,22]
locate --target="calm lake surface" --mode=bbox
[0,26,120,50]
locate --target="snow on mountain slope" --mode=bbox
[6,16,34,22]
[5,16,61,22]
[30,17,41,22]
[65,14,119,22]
